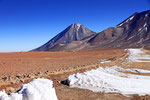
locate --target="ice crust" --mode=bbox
[99,60,111,64]
[128,49,150,62]
[67,49,150,96]
[0,78,58,100]
[67,66,150,96]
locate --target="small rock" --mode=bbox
[44,70,49,74]
[27,74,35,78]
[20,79,24,83]
[15,80,20,84]
[5,87,15,94]
[2,76,7,81]
[10,81,15,84]
[16,74,22,79]
[7,76,13,81]
[34,72,41,76]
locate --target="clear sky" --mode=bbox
[0,0,149,52]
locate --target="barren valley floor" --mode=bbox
[0,49,150,100]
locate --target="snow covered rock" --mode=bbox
[0,78,58,100]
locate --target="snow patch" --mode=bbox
[76,23,81,27]
[110,66,150,74]
[145,14,148,17]
[99,59,111,64]
[145,27,147,32]
[66,66,150,96]
[118,23,123,26]
[123,15,134,24]
[125,19,130,23]
[66,49,150,96]
[129,16,134,20]
[0,78,58,100]
[138,23,148,33]
[137,38,143,44]
[144,38,149,41]
[144,23,147,27]
[128,48,150,62]
[138,28,142,32]
[73,23,81,31]
[127,35,135,40]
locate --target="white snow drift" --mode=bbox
[99,60,111,64]
[67,66,150,96]
[128,48,150,62]
[66,48,150,96]
[0,78,58,100]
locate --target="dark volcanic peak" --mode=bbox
[32,23,96,51]
[87,10,150,49]
[117,10,150,27]
[115,10,150,43]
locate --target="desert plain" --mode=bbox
[0,49,150,100]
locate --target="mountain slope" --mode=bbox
[32,23,96,51]
[85,10,150,50]
[33,10,150,52]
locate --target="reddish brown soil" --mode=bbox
[0,49,123,76]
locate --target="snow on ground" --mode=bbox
[66,66,150,96]
[66,48,150,96]
[128,48,150,62]
[99,60,111,64]
[0,78,58,100]
[110,66,150,74]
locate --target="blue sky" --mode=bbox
[0,0,149,52]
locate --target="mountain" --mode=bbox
[32,23,96,51]
[32,10,150,52]
[84,10,150,50]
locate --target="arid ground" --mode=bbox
[0,49,150,100]
[0,49,123,76]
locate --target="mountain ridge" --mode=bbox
[32,10,150,52]
[84,10,150,50]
